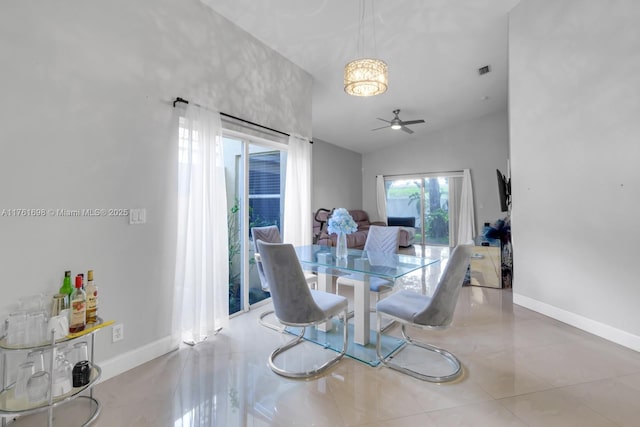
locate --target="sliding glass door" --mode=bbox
[385,174,459,246]
[223,134,287,315]
[423,177,450,245]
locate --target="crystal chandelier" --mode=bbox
[344,58,388,96]
[344,0,388,97]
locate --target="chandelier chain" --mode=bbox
[356,0,379,59]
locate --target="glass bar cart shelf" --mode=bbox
[0,318,111,426]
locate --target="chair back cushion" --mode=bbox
[414,245,472,327]
[252,225,282,244]
[256,241,326,324]
[252,226,282,292]
[364,225,400,254]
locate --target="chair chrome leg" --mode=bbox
[379,318,396,333]
[259,309,285,333]
[376,318,462,383]
[269,308,348,379]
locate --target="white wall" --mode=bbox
[312,138,363,212]
[0,0,311,375]
[363,111,509,226]
[509,0,640,350]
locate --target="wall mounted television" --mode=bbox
[496,169,511,212]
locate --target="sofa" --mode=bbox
[313,209,415,249]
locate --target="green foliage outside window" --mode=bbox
[426,208,449,244]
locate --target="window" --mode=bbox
[224,135,287,315]
[385,173,462,246]
[248,151,283,230]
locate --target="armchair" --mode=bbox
[335,225,400,307]
[375,244,472,382]
[252,225,317,332]
[256,241,349,378]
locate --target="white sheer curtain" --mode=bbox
[283,135,312,246]
[448,176,462,246]
[173,104,229,346]
[375,175,388,223]
[457,168,476,245]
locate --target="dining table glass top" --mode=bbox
[294,245,440,280]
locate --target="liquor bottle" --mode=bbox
[69,275,86,333]
[85,270,98,324]
[58,271,73,309]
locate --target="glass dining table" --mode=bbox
[295,245,440,346]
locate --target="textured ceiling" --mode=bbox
[203,0,520,153]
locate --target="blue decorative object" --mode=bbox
[327,208,358,235]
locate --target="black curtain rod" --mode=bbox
[173,97,312,144]
[219,112,291,138]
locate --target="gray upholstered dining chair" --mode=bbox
[375,244,472,382]
[252,225,317,331]
[335,225,400,304]
[256,240,349,379]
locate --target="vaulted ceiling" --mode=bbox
[203,0,520,153]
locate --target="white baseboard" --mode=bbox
[513,293,640,352]
[97,335,179,383]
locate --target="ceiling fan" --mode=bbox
[372,109,425,134]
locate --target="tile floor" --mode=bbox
[10,247,640,426]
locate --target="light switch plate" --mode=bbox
[129,208,146,225]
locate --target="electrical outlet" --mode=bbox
[112,323,124,342]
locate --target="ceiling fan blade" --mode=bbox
[376,118,391,124]
[400,119,425,126]
[400,126,414,134]
[371,125,390,131]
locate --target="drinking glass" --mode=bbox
[27,371,50,404]
[26,311,48,346]
[52,351,73,397]
[51,294,67,316]
[15,362,35,400]
[54,344,68,359]
[73,342,89,365]
[27,349,46,373]
[47,314,69,341]
[6,311,27,346]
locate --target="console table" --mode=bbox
[470,237,502,288]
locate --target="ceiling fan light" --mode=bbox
[344,58,388,97]
[390,123,402,130]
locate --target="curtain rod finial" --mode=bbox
[173,97,189,108]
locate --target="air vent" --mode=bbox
[478,65,491,75]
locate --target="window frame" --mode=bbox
[384,171,463,247]
[222,129,288,316]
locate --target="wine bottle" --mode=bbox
[69,275,86,333]
[58,270,73,309]
[85,270,98,324]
